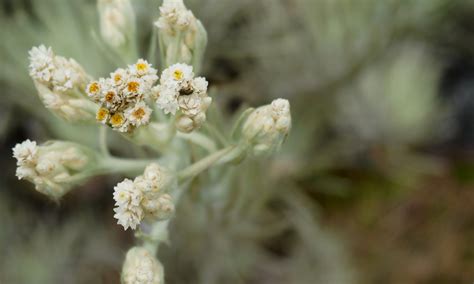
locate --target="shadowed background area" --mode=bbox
[0,0,473,283]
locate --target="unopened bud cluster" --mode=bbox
[242,98,292,155]
[28,45,97,121]
[121,247,164,284]
[155,0,207,67]
[113,163,175,230]
[12,140,91,199]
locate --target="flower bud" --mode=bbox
[241,98,291,156]
[98,0,135,48]
[121,247,164,284]
[12,140,95,199]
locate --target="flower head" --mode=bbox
[126,101,152,127]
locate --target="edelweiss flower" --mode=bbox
[125,101,152,127]
[161,63,194,84]
[111,68,128,86]
[87,59,158,133]
[113,163,175,230]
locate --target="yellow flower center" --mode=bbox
[114,74,122,83]
[96,108,109,121]
[89,82,100,94]
[127,81,140,93]
[173,69,183,80]
[136,63,147,72]
[105,91,115,102]
[118,192,127,200]
[110,113,124,126]
[133,107,146,120]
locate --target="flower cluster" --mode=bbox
[155,0,196,34]
[153,63,211,132]
[12,140,91,199]
[242,98,292,155]
[28,45,97,121]
[87,59,157,132]
[122,247,164,284]
[113,163,175,230]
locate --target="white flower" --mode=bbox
[155,0,195,33]
[114,206,144,231]
[12,139,38,165]
[160,63,194,84]
[121,247,164,284]
[129,59,158,81]
[125,101,152,127]
[86,80,102,99]
[113,179,142,208]
[155,85,180,114]
[192,76,208,95]
[28,45,54,82]
[110,68,128,87]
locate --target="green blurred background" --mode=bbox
[0,0,473,283]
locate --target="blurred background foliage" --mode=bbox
[0,0,473,283]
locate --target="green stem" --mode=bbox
[204,123,229,146]
[99,126,110,157]
[141,220,170,253]
[176,131,217,152]
[177,145,237,181]
[64,156,154,184]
